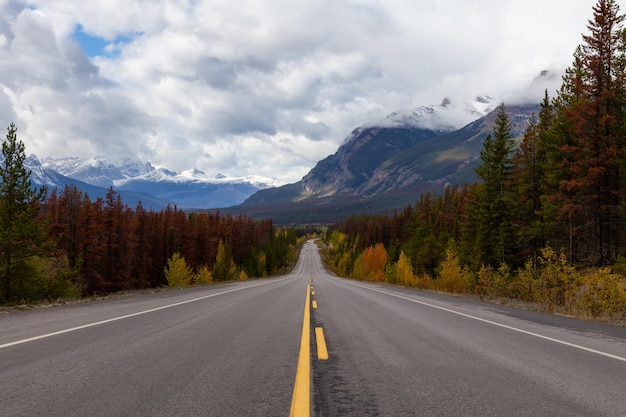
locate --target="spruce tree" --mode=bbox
[0,123,46,303]
[513,91,555,266]
[551,0,626,264]
[471,104,516,267]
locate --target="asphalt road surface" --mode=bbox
[1,240,625,416]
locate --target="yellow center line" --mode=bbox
[290,284,311,417]
[315,327,329,360]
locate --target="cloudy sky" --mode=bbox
[0,0,598,182]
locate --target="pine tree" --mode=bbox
[0,123,46,303]
[551,0,626,264]
[470,104,516,267]
[513,91,555,266]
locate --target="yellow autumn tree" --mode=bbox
[397,251,417,286]
[360,243,388,282]
[212,239,239,282]
[165,252,192,287]
[437,250,471,293]
[385,251,416,286]
[193,265,213,285]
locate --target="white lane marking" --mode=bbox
[0,279,287,350]
[345,281,626,363]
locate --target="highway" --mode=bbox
[1,240,625,416]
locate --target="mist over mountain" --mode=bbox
[15,92,540,218]
[228,97,539,224]
[368,95,496,132]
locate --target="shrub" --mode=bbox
[164,253,192,287]
[436,250,471,293]
[577,268,626,317]
[475,264,510,298]
[21,254,81,303]
[193,265,213,285]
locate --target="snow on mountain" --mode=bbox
[41,156,154,188]
[38,156,285,209]
[372,95,497,132]
[25,155,60,187]
[42,156,284,189]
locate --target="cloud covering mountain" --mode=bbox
[0,1,593,183]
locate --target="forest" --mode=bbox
[0,123,299,305]
[3,1,626,323]
[323,0,626,322]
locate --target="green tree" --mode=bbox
[468,104,516,268]
[0,123,46,303]
[513,91,556,266]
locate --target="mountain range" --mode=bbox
[23,156,284,210]
[17,95,539,220]
[224,96,539,224]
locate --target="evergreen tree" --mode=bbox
[469,104,516,267]
[513,91,555,266]
[0,123,46,303]
[551,0,626,264]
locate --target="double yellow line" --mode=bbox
[290,284,328,417]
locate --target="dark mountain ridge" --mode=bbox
[226,103,539,224]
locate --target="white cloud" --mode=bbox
[0,0,597,182]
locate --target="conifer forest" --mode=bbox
[0,122,298,304]
[1,1,626,322]
[323,1,626,322]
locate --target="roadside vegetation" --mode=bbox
[0,122,303,306]
[323,0,626,324]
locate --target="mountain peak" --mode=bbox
[368,95,496,132]
[238,102,538,224]
[37,156,284,209]
[179,168,208,180]
[41,155,155,187]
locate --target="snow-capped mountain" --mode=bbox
[239,99,538,224]
[32,156,285,209]
[41,156,283,188]
[371,95,497,132]
[22,96,497,213]
[41,156,153,188]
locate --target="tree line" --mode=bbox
[323,0,626,321]
[0,123,298,305]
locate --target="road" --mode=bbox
[1,240,625,416]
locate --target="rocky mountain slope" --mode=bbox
[229,99,539,224]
